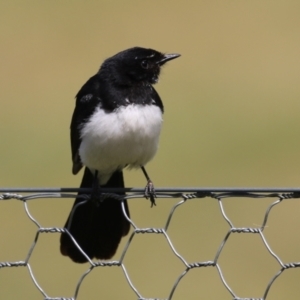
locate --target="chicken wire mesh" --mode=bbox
[0,187,300,300]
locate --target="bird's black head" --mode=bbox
[100,47,180,86]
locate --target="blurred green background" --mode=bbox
[1,1,300,299]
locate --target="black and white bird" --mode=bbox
[60,47,180,263]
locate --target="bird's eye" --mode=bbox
[141,60,149,69]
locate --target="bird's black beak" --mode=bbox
[157,53,181,66]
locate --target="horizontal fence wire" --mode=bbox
[1,187,300,299]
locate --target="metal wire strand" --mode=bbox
[0,187,300,299]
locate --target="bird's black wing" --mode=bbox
[150,86,164,113]
[71,74,101,174]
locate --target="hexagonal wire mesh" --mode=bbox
[1,187,300,300]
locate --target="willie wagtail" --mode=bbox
[60,47,180,263]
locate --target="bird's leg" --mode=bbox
[141,166,156,207]
[91,170,102,205]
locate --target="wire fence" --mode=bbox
[1,187,300,299]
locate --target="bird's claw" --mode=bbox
[144,180,156,207]
[91,175,102,205]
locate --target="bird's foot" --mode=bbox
[144,180,156,207]
[91,185,102,205]
[91,171,102,205]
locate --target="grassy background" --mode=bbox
[1,1,300,299]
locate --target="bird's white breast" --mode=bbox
[79,104,163,184]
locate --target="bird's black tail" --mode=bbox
[60,168,130,263]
